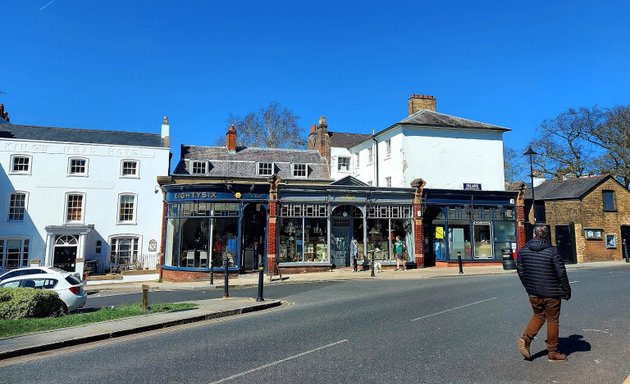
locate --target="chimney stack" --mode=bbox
[161,116,170,147]
[226,124,237,154]
[408,94,437,115]
[0,104,10,123]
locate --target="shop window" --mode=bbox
[472,222,493,259]
[279,218,327,263]
[602,190,616,211]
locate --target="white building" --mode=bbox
[321,95,509,191]
[0,108,170,276]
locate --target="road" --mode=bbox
[2,265,629,383]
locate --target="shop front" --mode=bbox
[161,185,269,282]
[421,189,518,267]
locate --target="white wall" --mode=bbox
[330,147,352,180]
[0,138,169,273]
[340,125,506,191]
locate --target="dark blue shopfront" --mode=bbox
[161,185,269,277]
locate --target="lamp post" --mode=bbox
[523,146,538,224]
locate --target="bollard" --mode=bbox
[223,254,230,298]
[257,265,265,302]
[142,284,149,310]
[370,250,375,277]
[623,239,629,263]
[457,251,464,274]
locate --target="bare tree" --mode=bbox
[586,105,630,188]
[215,102,306,149]
[529,107,603,179]
[504,146,528,184]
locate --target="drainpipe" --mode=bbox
[372,135,379,186]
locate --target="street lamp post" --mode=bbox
[523,146,538,224]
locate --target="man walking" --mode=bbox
[516,225,571,362]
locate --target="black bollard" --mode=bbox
[223,254,230,298]
[370,250,375,277]
[457,251,464,274]
[257,265,265,301]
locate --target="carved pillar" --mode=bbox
[267,175,281,274]
[411,178,426,268]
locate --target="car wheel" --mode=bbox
[57,303,69,316]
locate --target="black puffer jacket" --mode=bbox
[516,238,571,300]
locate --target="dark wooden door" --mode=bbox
[555,225,577,264]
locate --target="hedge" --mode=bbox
[0,288,66,320]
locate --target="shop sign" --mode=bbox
[463,183,482,190]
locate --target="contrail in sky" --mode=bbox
[39,0,57,11]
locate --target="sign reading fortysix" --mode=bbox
[463,183,482,190]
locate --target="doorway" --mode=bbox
[241,203,267,271]
[53,235,79,272]
[555,224,577,264]
[620,225,630,261]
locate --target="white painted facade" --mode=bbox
[0,123,170,276]
[333,123,506,191]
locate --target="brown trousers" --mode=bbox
[522,296,561,352]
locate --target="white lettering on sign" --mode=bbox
[64,145,97,155]
[3,142,49,152]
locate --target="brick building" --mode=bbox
[525,175,630,263]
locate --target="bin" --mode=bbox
[502,248,516,270]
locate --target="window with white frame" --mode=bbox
[368,148,373,163]
[110,236,139,267]
[121,160,139,177]
[118,194,137,223]
[385,139,391,158]
[354,153,360,168]
[0,238,30,271]
[385,177,392,187]
[338,157,350,172]
[10,155,31,174]
[65,193,84,223]
[292,163,307,178]
[8,192,27,221]
[68,158,88,176]
[190,160,207,175]
[257,162,273,176]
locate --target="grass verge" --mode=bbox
[0,302,198,338]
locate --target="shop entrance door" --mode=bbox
[241,203,267,271]
[331,218,352,268]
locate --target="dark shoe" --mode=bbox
[517,338,531,360]
[547,352,567,362]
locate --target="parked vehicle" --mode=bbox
[0,273,87,313]
[0,266,79,283]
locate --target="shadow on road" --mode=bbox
[530,334,591,360]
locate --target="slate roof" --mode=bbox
[329,131,372,148]
[525,175,610,200]
[173,145,331,181]
[381,109,510,135]
[0,123,163,147]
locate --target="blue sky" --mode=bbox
[2,1,629,169]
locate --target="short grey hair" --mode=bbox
[533,225,549,240]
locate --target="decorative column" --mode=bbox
[516,183,527,250]
[266,175,281,274]
[411,178,426,268]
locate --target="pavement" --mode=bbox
[1,260,627,360]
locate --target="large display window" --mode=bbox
[278,203,329,263]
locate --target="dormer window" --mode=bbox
[292,163,307,178]
[257,162,273,176]
[191,161,207,175]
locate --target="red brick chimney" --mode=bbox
[226,124,237,154]
[408,94,437,115]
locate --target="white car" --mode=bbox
[0,266,80,283]
[0,272,87,313]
